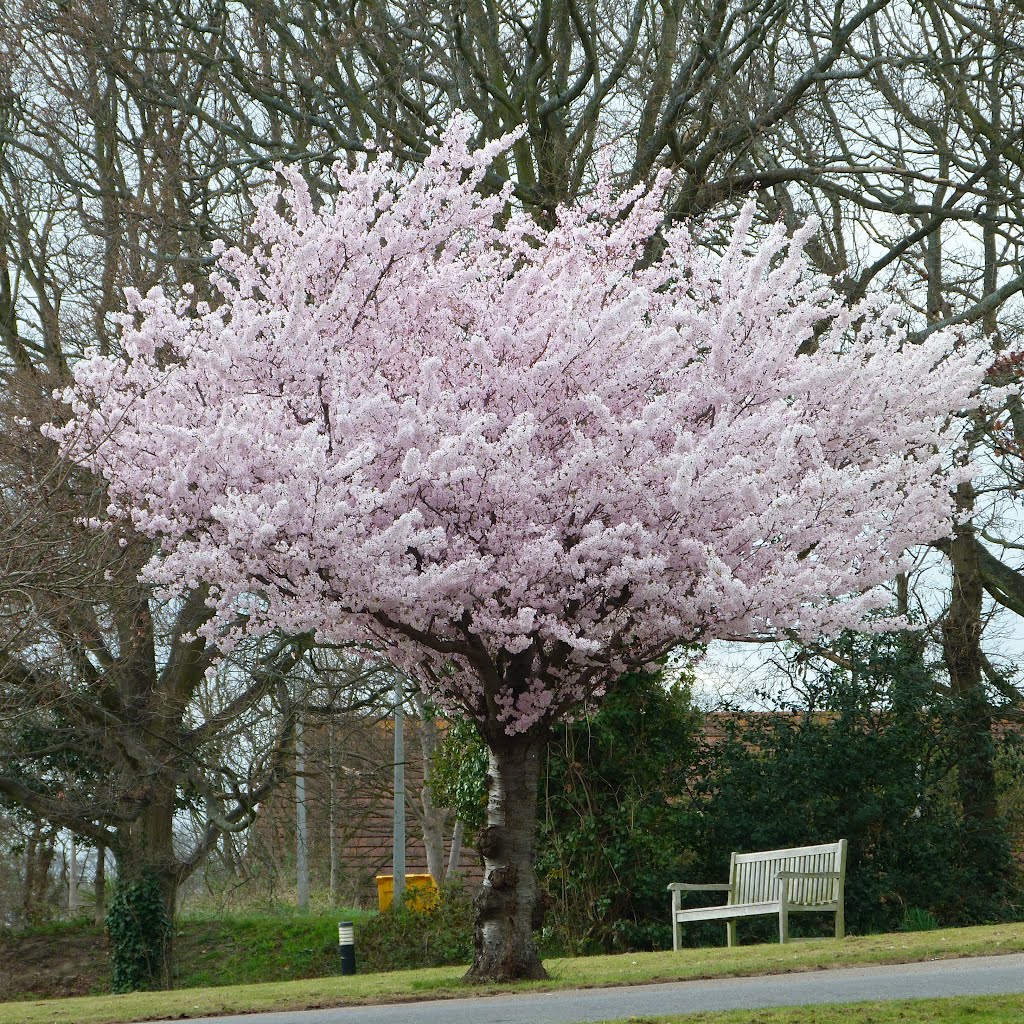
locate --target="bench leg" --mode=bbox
[835,903,845,940]
[726,920,737,947]
[779,908,790,944]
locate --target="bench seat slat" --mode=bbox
[674,900,840,923]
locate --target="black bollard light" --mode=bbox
[338,920,356,975]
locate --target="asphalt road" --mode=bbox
[150,954,1024,1024]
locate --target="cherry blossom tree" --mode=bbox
[53,118,995,980]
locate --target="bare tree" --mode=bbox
[757,0,1024,860]
[0,4,315,988]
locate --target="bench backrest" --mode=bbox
[728,840,847,906]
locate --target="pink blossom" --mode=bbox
[52,116,997,735]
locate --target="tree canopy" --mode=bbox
[57,120,990,735]
[52,119,998,978]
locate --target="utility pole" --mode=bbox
[67,831,79,915]
[392,675,406,903]
[94,843,106,924]
[295,688,310,910]
[328,721,339,904]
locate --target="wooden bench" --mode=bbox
[669,839,847,948]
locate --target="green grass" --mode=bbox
[174,909,375,988]
[0,907,375,1000]
[2,921,1024,1024]
[610,994,1024,1023]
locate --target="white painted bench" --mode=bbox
[669,839,847,948]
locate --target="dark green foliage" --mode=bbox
[434,634,1019,956]
[686,633,1018,942]
[431,720,489,833]
[106,871,172,992]
[538,668,702,953]
[354,879,475,972]
[995,733,1024,859]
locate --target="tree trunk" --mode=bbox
[22,818,56,923]
[328,722,339,905]
[23,820,38,921]
[411,692,449,887]
[465,729,548,982]
[94,843,106,926]
[942,485,998,825]
[420,801,446,888]
[393,677,406,902]
[108,783,178,991]
[447,819,464,878]
[941,484,1011,908]
[68,831,79,915]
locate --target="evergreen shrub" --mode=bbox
[685,632,1018,941]
[354,878,474,971]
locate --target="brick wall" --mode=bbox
[254,713,480,905]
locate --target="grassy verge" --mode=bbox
[0,908,375,1000]
[614,993,1024,1023]
[174,909,375,989]
[2,921,1023,1024]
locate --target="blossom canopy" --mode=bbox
[56,118,989,734]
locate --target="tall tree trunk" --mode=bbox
[393,677,406,902]
[941,483,1010,908]
[411,691,449,887]
[23,820,38,921]
[942,484,998,825]
[447,819,464,878]
[94,843,106,926]
[22,818,55,923]
[420,797,445,888]
[68,831,79,915]
[465,729,548,982]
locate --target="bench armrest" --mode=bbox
[668,882,731,892]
